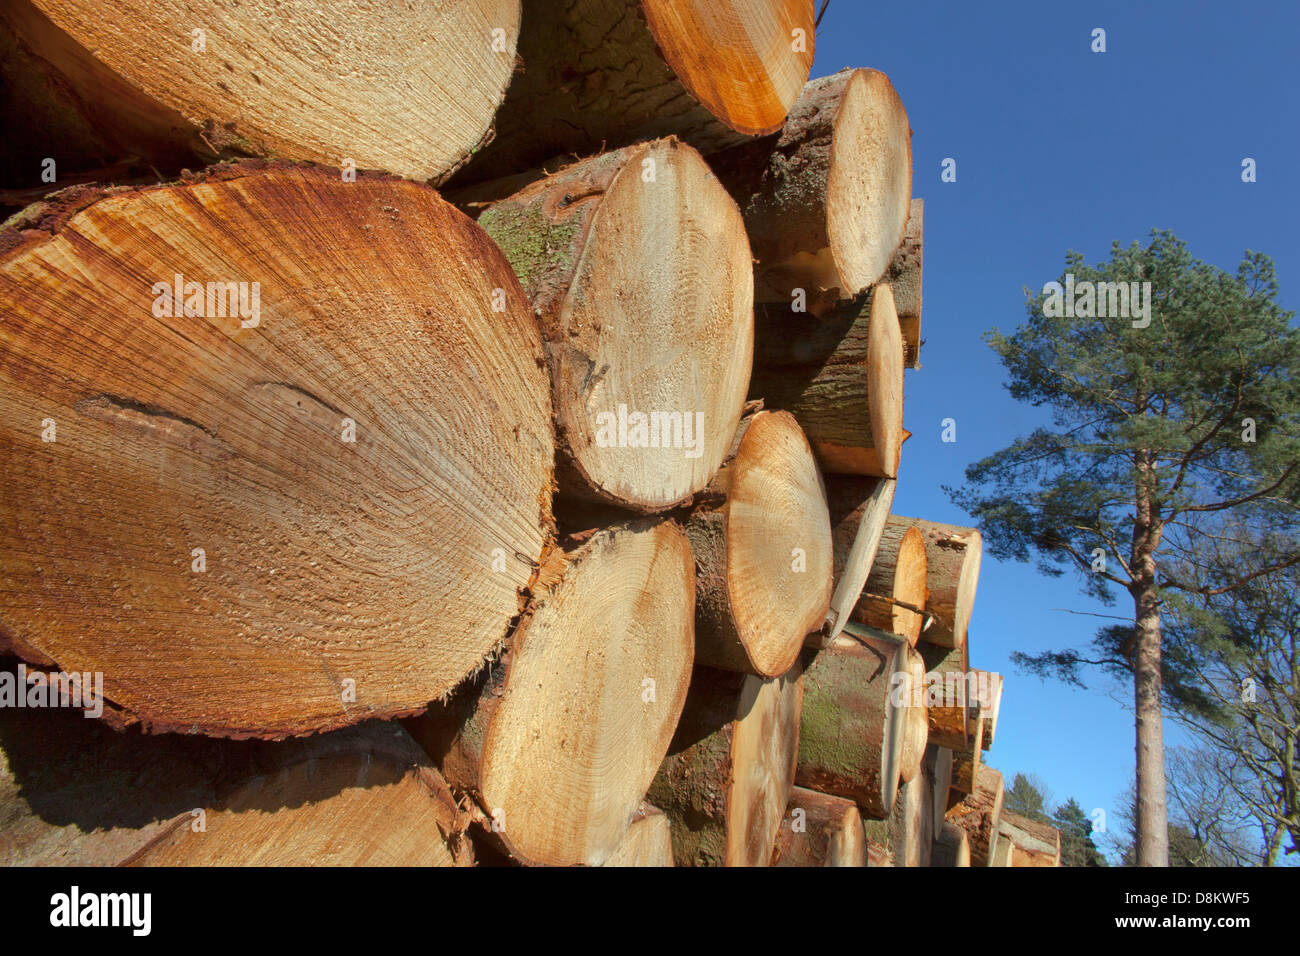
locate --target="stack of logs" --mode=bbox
[0,0,1059,867]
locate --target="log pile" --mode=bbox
[0,1,1058,867]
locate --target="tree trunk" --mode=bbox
[0,0,520,192]
[771,786,867,866]
[448,0,815,186]
[888,516,982,649]
[997,811,1061,867]
[687,410,833,677]
[474,137,754,513]
[750,284,904,477]
[887,199,924,369]
[931,820,970,867]
[919,642,971,751]
[0,707,471,866]
[947,764,1002,867]
[0,163,554,739]
[710,68,913,304]
[647,661,804,867]
[851,523,928,643]
[821,475,897,640]
[1133,584,1171,866]
[796,628,920,818]
[404,520,694,867]
[601,803,674,867]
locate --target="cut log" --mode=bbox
[771,786,866,867]
[602,803,674,867]
[998,810,1062,867]
[926,745,955,829]
[0,163,553,738]
[897,643,930,784]
[647,662,803,867]
[947,764,1003,867]
[948,718,985,807]
[0,0,520,190]
[476,137,754,512]
[919,642,972,751]
[851,523,928,643]
[888,199,924,368]
[711,67,913,303]
[687,409,833,677]
[448,0,816,186]
[864,741,933,867]
[978,669,1005,750]
[822,475,897,640]
[795,627,913,819]
[0,704,470,866]
[931,820,970,867]
[405,520,694,867]
[749,284,904,477]
[890,516,982,649]
[867,842,894,867]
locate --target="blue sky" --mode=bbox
[811,0,1300,853]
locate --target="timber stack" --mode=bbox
[0,0,1055,867]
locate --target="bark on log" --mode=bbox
[851,523,928,644]
[867,842,893,866]
[710,67,913,303]
[926,745,954,830]
[889,516,982,649]
[0,0,520,191]
[795,627,916,819]
[947,764,1002,867]
[749,284,904,478]
[601,802,674,867]
[687,410,832,677]
[978,669,1004,750]
[0,706,470,866]
[0,163,553,738]
[919,642,971,751]
[864,738,933,867]
[646,661,803,867]
[948,718,985,807]
[997,810,1061,867]
[447,0,816,187]
[476,137,754,513]
[931,820,970,867]
[405,520,694,867]
[771,786,866,867]
[821,475,897,640]
[887,199,924,369]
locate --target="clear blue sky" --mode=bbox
[811,0,1299,852]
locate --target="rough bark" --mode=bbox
[947,764,1002,867]
[475,137,754,513]
[851,523,928,643]
[948,718,986,808]
[887,199,924,368]
[0,707,470,866]
[749,284,904,477]
[710,67,913,303]
[926,745,955,832]
[977,669,1004,750]
[864,735,933,867]
[405,520,694,867]
[1134,576,1170,865]
[821,475,897,640]
[647,661,803,867]
[0,0,520,192]
[888,516,982,649]
[0,163,553,738]
[771,786,866,867]
[687,409,833,677]
[447,0,815,188]
[795,628,913,819]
